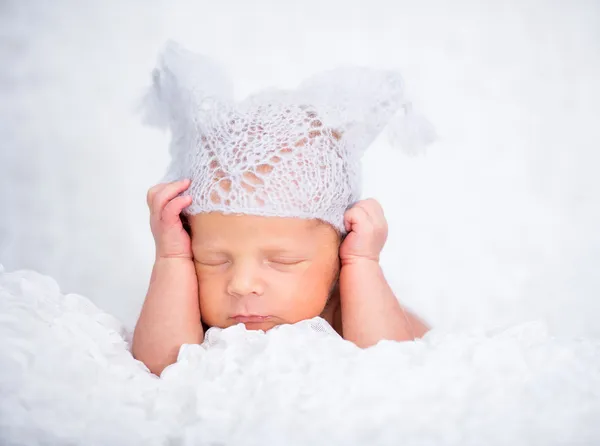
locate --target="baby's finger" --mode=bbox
[162,195,193,226]
[350,201,378,228]
[362,198,383,215]
[344,205,369,232]
[146,183,168,207]
[151,179,191,216]
[361,198,386,227]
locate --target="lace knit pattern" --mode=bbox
[141,41,434,233]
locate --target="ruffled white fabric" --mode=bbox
[2,265,600,445]
[140,41,435,233]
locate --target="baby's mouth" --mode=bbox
[231,315,271,323]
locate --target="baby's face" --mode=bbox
[188,212,341,331]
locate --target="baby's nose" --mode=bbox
[226,262,264,298]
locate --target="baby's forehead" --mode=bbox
[189,213,322,236]
[189,213,338,249]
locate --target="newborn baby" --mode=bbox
[132,41,429,376]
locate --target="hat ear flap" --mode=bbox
[137,40,234,155]
[296,66,435,157]
[386,102,437,156]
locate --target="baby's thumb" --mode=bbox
[163,195,192,226]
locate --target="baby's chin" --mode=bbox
[233,321,280,331]
[207,318,283,332]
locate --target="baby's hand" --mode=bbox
[147,179,194,260]
[339,198,388,266]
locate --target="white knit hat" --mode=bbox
[141,41,435,234]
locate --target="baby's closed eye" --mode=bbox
[193,254,307,268]
[194,254,230,267]
[266,257,307,266]
[263,248,310,267]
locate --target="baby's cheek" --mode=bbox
[275,269,330,320]
[196,274,228,325]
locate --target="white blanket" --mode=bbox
[1,264,599,446]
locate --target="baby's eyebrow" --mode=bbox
[261,245,312,256]
[263,248,300,255]
[191,241,226,252]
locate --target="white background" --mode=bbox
[1,0,599,337]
